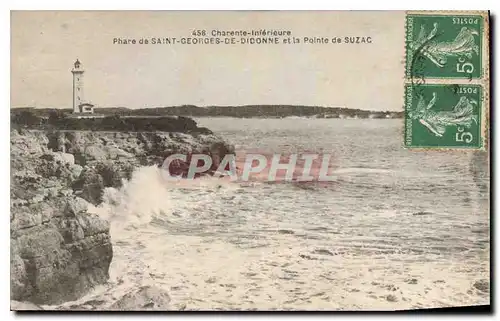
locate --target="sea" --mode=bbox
[51,118,490,310]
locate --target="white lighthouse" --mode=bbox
[71,59,94,114]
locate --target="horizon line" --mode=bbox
[10,104,403,113]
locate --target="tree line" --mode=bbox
[10,109,212,134]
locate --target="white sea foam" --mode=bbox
[89,166,173,229]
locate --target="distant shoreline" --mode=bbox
[11,105,404,119]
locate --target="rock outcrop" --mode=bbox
[108,286,171,311]
[48,130,234,204]
[10,128,234,306]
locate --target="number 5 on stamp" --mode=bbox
[405,84,483,149]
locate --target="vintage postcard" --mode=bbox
[10,11,490,311]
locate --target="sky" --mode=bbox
[11,11,406,111]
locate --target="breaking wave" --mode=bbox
[91,166,173,229]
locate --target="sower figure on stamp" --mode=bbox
[409,92,478,137]
[410,22,479,68]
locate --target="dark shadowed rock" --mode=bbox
[10,198,112,304]
[313,249,334,256]
[412,211,433,216]
[386,294,398,302]
[473,279,489,293]
[72,167,105,205]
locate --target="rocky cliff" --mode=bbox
[10,129,234,305]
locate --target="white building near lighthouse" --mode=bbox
[71,59,95,114]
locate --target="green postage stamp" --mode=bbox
[406,14,483,79]
[404,11,489,150]
[405,84,482,148]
